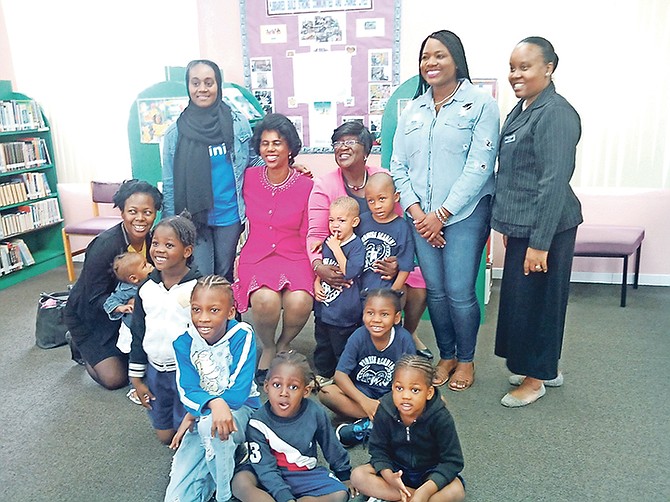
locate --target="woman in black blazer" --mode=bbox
[492,37,582,407]
[64,180,163,389]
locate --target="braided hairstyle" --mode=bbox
[362,287,403,313]
[394,354,436,388]
[191,274,234,304]
[266,351,319,393]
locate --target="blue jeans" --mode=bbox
[193,222,243,281]
[412,196,491,362]
[164,405,254,502]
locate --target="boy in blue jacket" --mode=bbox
[165,275,260,502]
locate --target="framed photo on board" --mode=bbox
[137,97,187,144]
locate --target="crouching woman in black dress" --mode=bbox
[64,180,163,389]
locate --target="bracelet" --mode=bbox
[313,262,321,271]
[435,206,449,223]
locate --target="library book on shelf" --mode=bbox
[0,99,47,132]
[0,137,51,172]
[0,198,62,238]
[0,238,35,276]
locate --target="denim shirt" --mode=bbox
[160,102,255,222]
[390,79,499,225]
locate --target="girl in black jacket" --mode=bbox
[350,355,465,501]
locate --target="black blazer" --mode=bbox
[492,83,583,250]
[65,223,151,345]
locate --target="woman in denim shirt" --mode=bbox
[391,30,499,391]
[161,59,255,281]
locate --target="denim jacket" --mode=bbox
[160,102,255,222]
[390,79,499,225]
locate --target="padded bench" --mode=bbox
[573,224,645,307]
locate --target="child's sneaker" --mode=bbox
[234,442,249,465]
[336,417,373,447]
[315,375,334,387]
[126,388,142,405]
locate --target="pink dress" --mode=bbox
[234,166,315,312]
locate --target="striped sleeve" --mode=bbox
[220,323,257,410]
[173,333,208,415]
[530,105,581,250]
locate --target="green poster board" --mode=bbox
[128,67,265,186]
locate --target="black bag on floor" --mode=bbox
[35,291,69,349]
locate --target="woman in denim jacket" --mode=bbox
[391,30,499,391]
[161,59,255,281]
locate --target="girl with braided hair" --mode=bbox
[351,354,465,501]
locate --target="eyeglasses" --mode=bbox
[332,140,362,149]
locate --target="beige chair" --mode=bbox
[62,181,123,283]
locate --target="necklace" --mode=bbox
[344,170,368,191]
[266,167,292,187]
[434,81,461,107]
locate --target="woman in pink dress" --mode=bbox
[234,113,314,384]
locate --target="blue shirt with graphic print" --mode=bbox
[208,143,239,226]
[357,213,415,292]
[336,324,416,399]
[314,235,365,327]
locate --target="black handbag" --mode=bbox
[35,291,69,349]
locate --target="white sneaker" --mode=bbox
[508,372,564,387]
[126,388,142,405]
[315,375,334,387]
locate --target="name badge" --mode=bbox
[503,134,516,144]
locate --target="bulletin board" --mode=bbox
[241,0,401,152]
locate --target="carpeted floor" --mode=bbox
[1,264,668,501]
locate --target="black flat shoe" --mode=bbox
[65,331,85,365]
[416,347,434,360]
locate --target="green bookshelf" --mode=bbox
[0,80,64,290]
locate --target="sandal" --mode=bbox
[432,359,457,387]
[126,388,142,405]
[448,363,475,392]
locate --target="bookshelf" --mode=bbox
[0,80,64,290]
